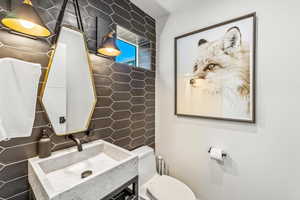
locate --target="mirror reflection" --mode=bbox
[41,26,97,136]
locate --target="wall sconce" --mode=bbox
[96,17,121,57]
[1,0,51,37]
[97,31,121,57]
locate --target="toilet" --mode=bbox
[132,146,196,200]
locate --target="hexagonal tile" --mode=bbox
[111,92,131,101]
[88,0,113,15]
[111,120,131,130]
[130,80,145,88]
[94,76,113,86]
[145,122,155,129]
[111,128,131,140]
[145,93,155,100]
[145,78,155,85]
[111,73,131,83]
[145,115,155,122]
[145,107,155,115]
[131,97,145,105]
[131,129,146,138]
[90,58,113,76]
[93,107,113,118]
[96,97,113,107]
[145,129,155,138]
[145,136,155,146]
[112,102,132,111]
[113,137,131,147]
[130,71,146,80]
[96,86,113,96]
[131,113,146,121]
[130,89,145,96]
[0,143,37,165]
[0,161,27,182]
[145,100,155,107]
[131,105,146,113]
[145,85,155,92]
[111,111,131,120]
[112,83,131,92]
[91,128,114,140]
[111,63,131,73]
[130,136,146,148]
[0,176,29,199]
[131,121,146,130]
[91,118,113,129]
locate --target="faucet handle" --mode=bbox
[67,134,83,152]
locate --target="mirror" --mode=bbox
[40,26,97,136]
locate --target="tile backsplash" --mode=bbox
[0,0,155,199]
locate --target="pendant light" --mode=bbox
[1,0,51,37]
[97,31,121,57]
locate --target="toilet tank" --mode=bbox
[132,146,157,185]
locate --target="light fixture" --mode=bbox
[97,31,121,57]
[1,0,51,37]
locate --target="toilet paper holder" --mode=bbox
[208,147,227,158]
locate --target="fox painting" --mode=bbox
[176,15,255,121]
[190,26,250,99]
[189,26,251,119]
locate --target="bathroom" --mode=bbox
[0,0,299,199]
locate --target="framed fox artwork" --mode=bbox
[175,13,256,123]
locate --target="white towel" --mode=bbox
[0,58,41,141]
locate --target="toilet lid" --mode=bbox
[147,175,195,200]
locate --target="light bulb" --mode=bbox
[19,20,35,29]
[106,48,114,53]
[98,47,120,56]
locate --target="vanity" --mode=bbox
[28,140,138,200]
[28,23,139,200]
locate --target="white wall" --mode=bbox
[156,0,300,200]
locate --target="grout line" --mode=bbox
[1,159,28,167]
[5,141,37,150]
[7,190,29,200]
[5,175,27,184]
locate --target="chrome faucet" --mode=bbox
[68,135,83,152]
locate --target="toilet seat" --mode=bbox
[146,175,195,200]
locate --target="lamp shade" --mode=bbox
[97,32,121,57]
[1,0,51,37]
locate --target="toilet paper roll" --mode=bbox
[209,148,225,161]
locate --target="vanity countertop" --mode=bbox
[28,140,138,200]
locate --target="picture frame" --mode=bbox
[174,13,256,123]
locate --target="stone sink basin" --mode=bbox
[28,140,138,200]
